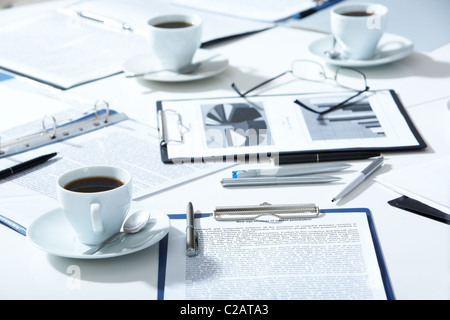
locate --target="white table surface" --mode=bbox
[1,2,449,300]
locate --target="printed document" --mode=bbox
[162,210,391,300]
[158,90,423,162]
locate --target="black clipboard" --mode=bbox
[156,90,426,164]
[388,196,450,225]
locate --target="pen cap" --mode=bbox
[362,156,384,176]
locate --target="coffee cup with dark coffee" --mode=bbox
[331,3,388,60]
[147,14,202,71]
[57,166,132,245]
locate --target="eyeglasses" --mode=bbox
[231,60,370,118]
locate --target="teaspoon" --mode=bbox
[324,37,340,60]
[125,62,201,78]
[83,209,150,255]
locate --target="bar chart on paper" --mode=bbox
[301,101,386,141]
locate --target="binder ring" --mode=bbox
[94,100,110,124]
[42,114,57,139]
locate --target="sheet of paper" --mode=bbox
[159,90,423,161]
[170,0,316,22]
[0,10,148,89]
[376,156,450,215]
[0,119,232,228]
[163,210,390,300]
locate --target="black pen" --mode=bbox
[278,151,382,165]
[0,152,57,180]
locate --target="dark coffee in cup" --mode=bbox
[64,176,124,193]
[341,11,374,17]
[153,21,193,28]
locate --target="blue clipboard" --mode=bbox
[157,208,395,300]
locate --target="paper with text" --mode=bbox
[163,210,391,300]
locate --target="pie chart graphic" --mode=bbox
[204,103,270,148]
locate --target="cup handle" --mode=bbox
[90,203,103,234]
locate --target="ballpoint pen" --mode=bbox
[78,10,133,31]
[232,162,350,178]
[278,151,381,165]
[0,152,57,180]
[58,8,133,32]
[0,215,26,236]
[186,202,198,257]
[222,175,340,187]
[332,156,384,202]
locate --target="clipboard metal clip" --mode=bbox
[157,109,189,146]
[213,202,320,221]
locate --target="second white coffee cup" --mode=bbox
[331,3,388,60]
[57,166,132,245]
[147,14,202,71]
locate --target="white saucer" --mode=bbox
[123,49,229,82]
[309,33,414,67]
[27,202,170,259]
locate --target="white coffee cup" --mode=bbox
[147,14,202,71]
[331,3,388,60]
[57,166,132,245]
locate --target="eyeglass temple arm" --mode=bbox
[318,87,369,116]
[294,86,369,116]
[232,70,292,97]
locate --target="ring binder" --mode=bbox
[0,100,127,158]
[42,114,57,139]
[213,202,320,221]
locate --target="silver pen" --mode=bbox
[186,202,198,257]
[79,10,133,31]
[59,8,133,31]
[222,175,340,187]
[232,163,351,178]
[332,156,384,202]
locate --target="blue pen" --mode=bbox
[295,0,343,19]
[0,215,26,236]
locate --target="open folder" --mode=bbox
[156,90,426,164]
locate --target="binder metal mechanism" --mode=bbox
[214,202,320,221]
[0,100,128,158]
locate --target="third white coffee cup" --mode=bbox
[331,3,388,60]
[147,14,202,71]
